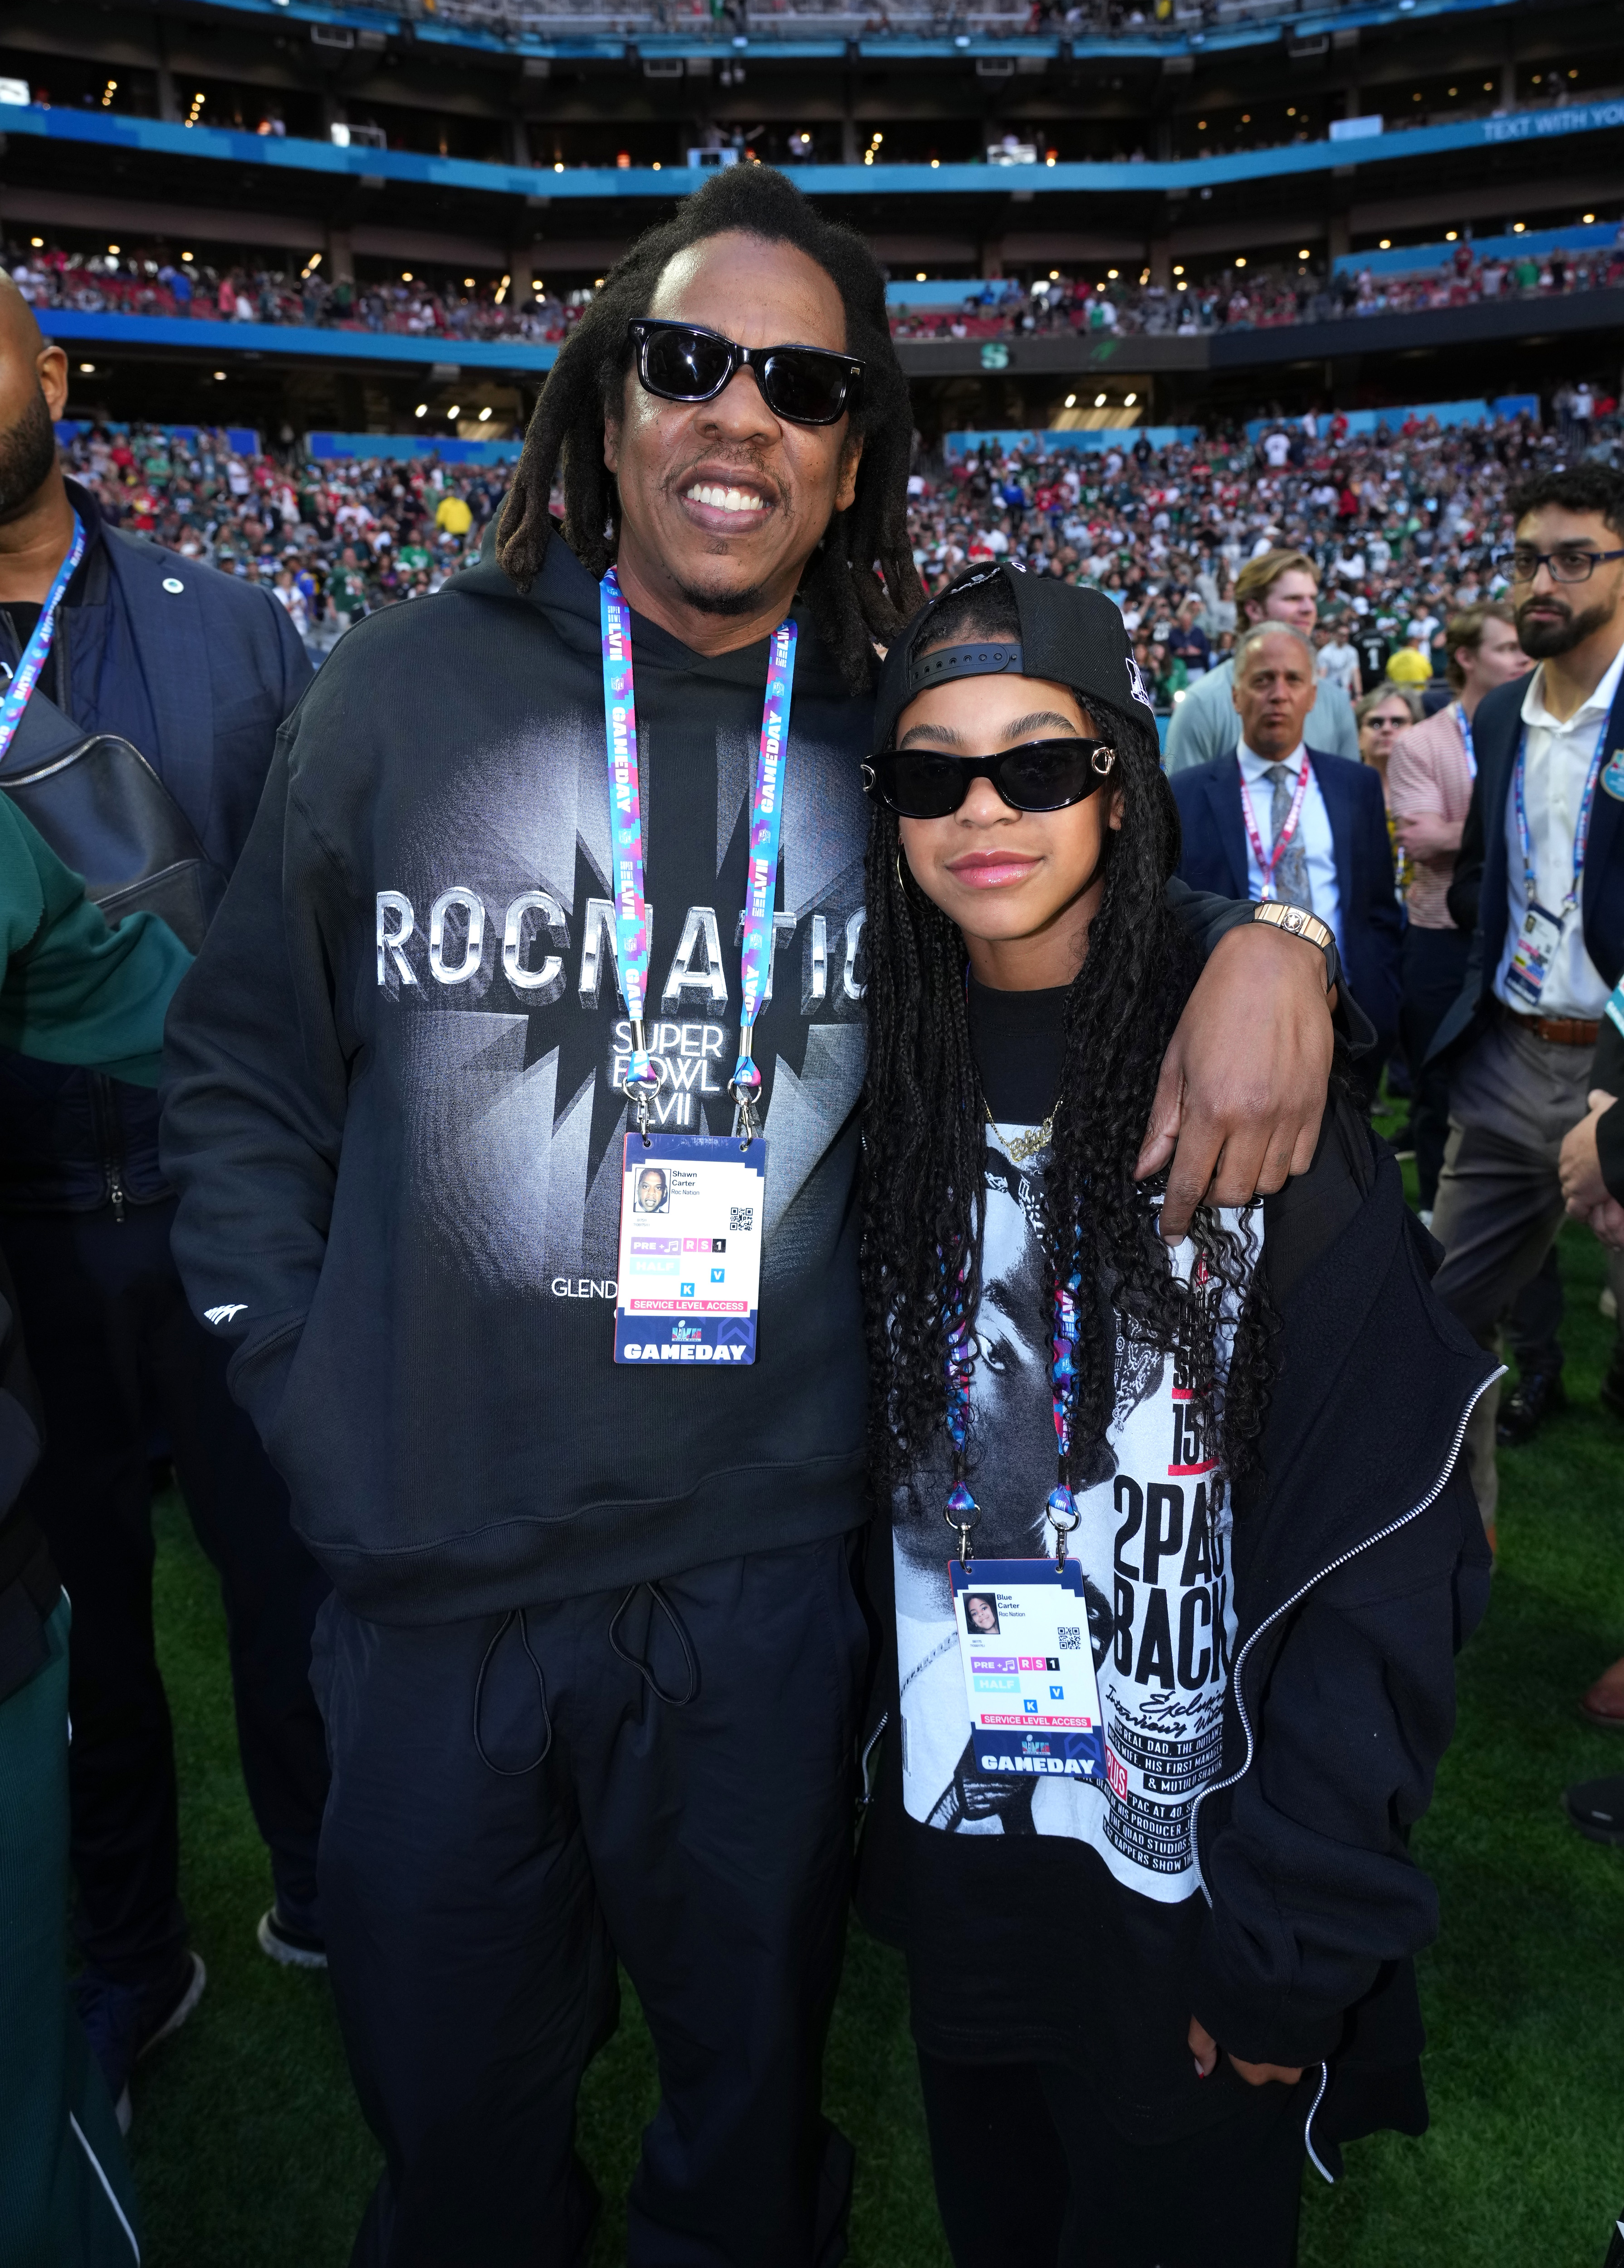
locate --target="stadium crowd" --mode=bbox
[62,399,1617,694]
[16,224,1622,357]
[9,242,578,345]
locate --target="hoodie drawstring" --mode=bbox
[472,1608,553,1776]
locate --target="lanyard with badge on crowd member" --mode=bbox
[942,1220,1108,1786]
[1504,726,1607,1010]
[1236,748,1310,902]
[0,511,86,761]
[1454,701,1477,782]
[601,565,794,1369]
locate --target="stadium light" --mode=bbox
[29,236,41,249]
[1378,239,1391,250]
[1512,222,1525,234]
[79,362,95,373]
[447,404,460,418]
[1585,212,1596,224]
[1177,280,1188,291]
[1124,392,1136,406]
[212,371,225,381]
[1298,249,1309,260]
[402,271,413,282]
[554,161,564,173]
[1233,257,1246,269]
[652,162,661,171]
[1445,231,1458,242]
[478,406,493,422]
[1065,393,1076,408]
[108,244,120,255]
[464,277,474,288]
[930,158,939,169]
[1107,269,1118,280]
[1049,269,1059,280]
[415,404,428,418]
[1094,393,1106,408]
[1172,264,1184,276]
[916,271,926,282]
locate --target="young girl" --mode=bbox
[855,564,1496,2268]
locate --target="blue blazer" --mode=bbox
[1431,667,1624,1057]
[1170,746,1404,1051]
[0,478,312,1208]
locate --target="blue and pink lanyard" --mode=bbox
[0,512,86,764]
[599,567,797,1131]
[1512,723,1605,923]
[944,1226,1082,1575]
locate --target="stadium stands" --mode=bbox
[63,398,1612,708]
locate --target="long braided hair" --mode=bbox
[494,166,923,690]
[860,578,1278,1521]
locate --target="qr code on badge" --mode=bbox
[730,1207,754,1234]
[1057,1627,1081,1650]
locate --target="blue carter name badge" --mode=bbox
[1603,748,1624,803]
[950,1558,1107,1782]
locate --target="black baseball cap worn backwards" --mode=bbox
[872,562,1156,754]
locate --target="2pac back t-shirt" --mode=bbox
[874,976,1266,2134]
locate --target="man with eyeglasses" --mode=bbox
[161,168,1350,2266]
[1428,466,1624,1552]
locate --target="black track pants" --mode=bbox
[311,1531,870,2268]
[917,2050,1307,2268]
[0,1198,330,1981]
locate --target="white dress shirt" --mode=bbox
[1236,740,1345,962]
[1492,640,1624,1019]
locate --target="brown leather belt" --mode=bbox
[1501,1003,1600,1046]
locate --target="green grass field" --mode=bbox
[127,1207,1624,2268]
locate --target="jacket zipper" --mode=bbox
[89,1073,127,1221]
[1185,1361,1503,2183]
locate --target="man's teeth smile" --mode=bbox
[685,484,767,513]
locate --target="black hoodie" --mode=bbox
[162,533,1261,1621]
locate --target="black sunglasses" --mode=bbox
[627,318,864,427]
[862,739,1117,820]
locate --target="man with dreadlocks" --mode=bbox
[164,166,1350,2264]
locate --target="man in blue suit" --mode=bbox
[0,277,328,2131]
[1428,463,1624,1551]
[1170,622,1402,1091]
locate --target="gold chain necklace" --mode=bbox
[983,1097,1061,1166]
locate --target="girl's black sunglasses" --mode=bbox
[627,318,865,427]
[862,739,1117,820]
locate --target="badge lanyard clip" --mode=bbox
[0,511,86,764]
[1237,749,1311,903]
[601,570,796,1151]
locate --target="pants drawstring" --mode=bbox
[608,1580,700,1707]
[472,1608,553,1775]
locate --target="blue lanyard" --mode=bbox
[598,568,797,1134]
[1512,721,1606,919]
[0,512,86,763]
[1453,701,1476,782]
[941,1192,1081,1578]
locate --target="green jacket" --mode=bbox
[0,796,191,1086]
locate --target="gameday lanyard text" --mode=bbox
[0,511,87,765]
[599,567,797,1134]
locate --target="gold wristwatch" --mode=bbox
[1249,898,1340,990]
